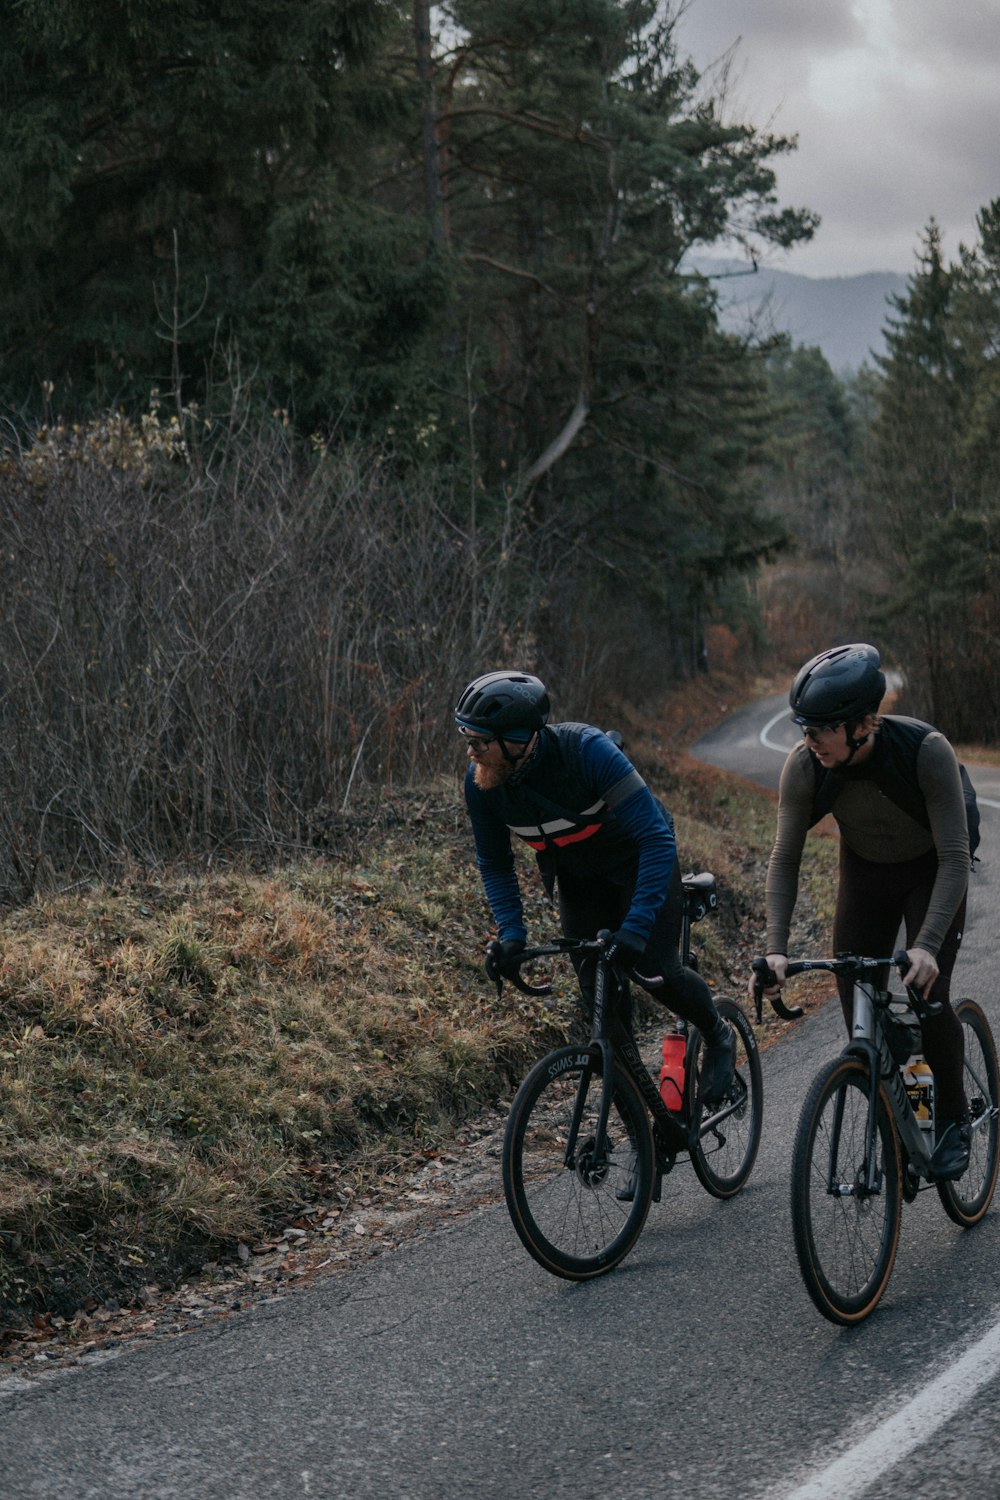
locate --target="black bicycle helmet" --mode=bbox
[455,671,550,742]
[789,644,886,726]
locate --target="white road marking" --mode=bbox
[760,708,795,754]
[775,1317,1000,1499]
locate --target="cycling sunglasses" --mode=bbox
[794,720,843,740]
[457,726,496,752]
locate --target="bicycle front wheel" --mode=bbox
[688,999,763,1198]
[938,999,1000,1226]
[502,1045,655,1280]
[791,1054,902,1325]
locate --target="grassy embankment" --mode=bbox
[0,675,839,1332]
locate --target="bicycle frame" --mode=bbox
[580,949,687,1176]
[774,950,1000,1323]
[570,941,752,1182]
[844,976,933,1190]
[762,950,995,1195]
[493,873,753,1192]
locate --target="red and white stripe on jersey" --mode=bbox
[509,800,606,851]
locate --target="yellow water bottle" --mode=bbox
[903,1057,934,1131]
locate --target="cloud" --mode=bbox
[675,0,1000,275]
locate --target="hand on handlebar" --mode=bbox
[599,927,646,966]
[746,952,787,1001]
[750,953,804,1023]
[484,938,554,997]
[484,937,526,983]
[900,946,939,1000]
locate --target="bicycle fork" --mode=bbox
[563,1039,614,1172]
[563,958,615,1174]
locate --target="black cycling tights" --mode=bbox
[557,861,720,1035]
[834,843,967,1119]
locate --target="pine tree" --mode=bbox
[422,0,815,685]
[0,0,446,426]
[864,218,1000,737]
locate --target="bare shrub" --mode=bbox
[0,413,550,897]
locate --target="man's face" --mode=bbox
[458,727,533,788]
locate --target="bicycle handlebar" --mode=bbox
[751,950,913,1025]
[485,932,629,997]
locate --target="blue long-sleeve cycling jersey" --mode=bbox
[463,722,676,945]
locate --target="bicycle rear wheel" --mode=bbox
[791,1054,902,1325]
[687,999,763,1198]
[502,1045,655,1280]
[937,999,1000,1226]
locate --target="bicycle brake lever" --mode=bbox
[891,947,945,1017]
[484,939,552,998]
[751,956,772,1025]
[751,956,804,1023]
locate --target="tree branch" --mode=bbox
[523,388,590,484]
[465,253,563,300]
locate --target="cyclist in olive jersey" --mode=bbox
[456,670,736,1103]
[756,644,971,1180]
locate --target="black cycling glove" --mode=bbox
[602,928,646,965]
[485,937,526,982]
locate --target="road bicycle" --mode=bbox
[494,872,762,1281]
[753,952,1000,1325]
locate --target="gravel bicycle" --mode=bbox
[495,872,762,1281]
[753,952,1000,1325]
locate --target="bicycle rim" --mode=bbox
[791,1055,901,1325]
[502,1046,655,1280]
[938,1000,1000,1226]
[688,999,763,1198]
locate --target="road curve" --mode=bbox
[691,695,1000,809]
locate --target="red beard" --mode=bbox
[473,757,517,790]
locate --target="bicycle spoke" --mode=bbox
[688,1000,763,1198]
[792,1056,901,1324]
[503,1048,655,1279]
[937,1000,1000,1226]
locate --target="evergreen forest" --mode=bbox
[2,0,999,893]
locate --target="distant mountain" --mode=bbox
[689,256,909,375]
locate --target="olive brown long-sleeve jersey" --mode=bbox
[765,722,969,958]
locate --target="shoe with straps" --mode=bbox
[928,1113,971,1182]
[699,1020,736,1106]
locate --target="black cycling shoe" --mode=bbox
[699,1021,736,1106]
[928,1114,972,1182]
[616,1171,637,1203]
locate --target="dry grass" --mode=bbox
[0,678,838,1331]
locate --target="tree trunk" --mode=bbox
[413,0,445,246]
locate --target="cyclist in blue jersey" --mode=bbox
[456,670,736,1103]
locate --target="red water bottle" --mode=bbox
[659,1032,686,1112]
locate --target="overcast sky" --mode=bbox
[674,0,1000,280]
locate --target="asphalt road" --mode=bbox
[1,697,998,1499]
[690,691,1000,808]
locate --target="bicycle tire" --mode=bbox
[502,1044,655,1280]
[937,999,1000,1226]
[687,999,763,1198]
[791,1054,902,1325]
